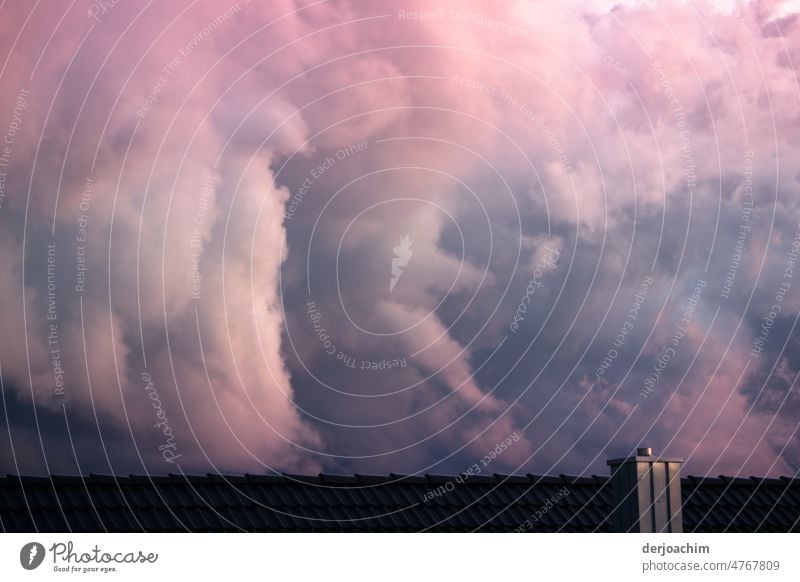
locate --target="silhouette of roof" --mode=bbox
[1,473,798,532]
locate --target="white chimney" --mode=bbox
[607,447,684,532]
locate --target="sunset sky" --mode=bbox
[1,0,799,479]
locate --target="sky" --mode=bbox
[0,0,799,479]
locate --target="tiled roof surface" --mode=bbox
[682,475,800,533]
[1,473,798,532]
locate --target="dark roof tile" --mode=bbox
[1,471,797,532]
[318,474,357,485]
[493,473,528,485]
[353,474,388,485]
[527,474,564,486]
[424,474,453,485]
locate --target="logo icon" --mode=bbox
[20,542,45,570]
[390,234,413,293]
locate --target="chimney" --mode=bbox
[607,447,683,533]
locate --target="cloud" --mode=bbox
[0,0,799,478]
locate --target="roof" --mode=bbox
[1,473,798,532]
